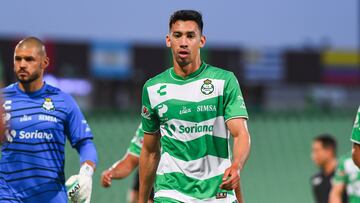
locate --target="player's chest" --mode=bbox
[3,96,66,130]
[151,80,224,123]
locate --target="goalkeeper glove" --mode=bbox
[66,163,94,203]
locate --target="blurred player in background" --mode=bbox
[100,123,154,203]
[311,135,347,203]
[351,106,360,168]
[329,152,359,203]
[101,123,245,203]
[0,37,97,203]
[139,10,250,202]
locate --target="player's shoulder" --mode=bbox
[143,68,172,87]
[44,84,78,106]
[44,83,62,94]
[1,83,18,96]
[44,84,70,99]
[203,63,235,79]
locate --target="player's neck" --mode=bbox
[322,158,337,175]
[173,57,202,78]
[18,78,44,93]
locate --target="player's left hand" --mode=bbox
[219,164,240,190]
[66,163,94,203]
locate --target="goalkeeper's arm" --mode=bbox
[66,139,98,203]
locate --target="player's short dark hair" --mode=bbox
[314,134,337,155]
[169,10,203,33]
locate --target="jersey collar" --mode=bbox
[15,82,47,96]
[170,62,207,81]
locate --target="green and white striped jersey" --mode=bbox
[127,123,144,157]
[141,62,248,202]
[351,106,360,144]
[333,153,360,203]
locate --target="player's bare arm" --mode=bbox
[352,143,360,168]
[101,153,139,187]
[220,118,251,190]
[235,181,244,203]
[139,132,161,203]
[329,183,345,203]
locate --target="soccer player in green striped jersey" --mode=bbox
[329,152,360,203]
[139,10,250,203]
[101,123,154,202]
[351,106,360,168]
[101,122,243,202]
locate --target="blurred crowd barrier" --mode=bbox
[0,37,359,112]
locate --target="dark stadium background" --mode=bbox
[0,1,359,202]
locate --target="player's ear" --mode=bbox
[200,35,206,48]
[42,56,50,70]
[166,34,171,48]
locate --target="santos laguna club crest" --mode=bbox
[42,98,55,111]
[201,79,214,95]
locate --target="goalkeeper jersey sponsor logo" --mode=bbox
[5,129,16,142]
[38,114,58,123]
[20,115,32,122]
[19,130,54,140]
[6,130,54,141]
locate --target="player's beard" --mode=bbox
[16,68,42,85]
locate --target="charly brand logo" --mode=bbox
[237,95,246,109]
[42,98,55,111]
[82,120,91,132]
[157,85,167,96]
[201,79,214,95]
[3,100,12,122]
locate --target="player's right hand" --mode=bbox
[100,169,112,187]
[220,164,240,190]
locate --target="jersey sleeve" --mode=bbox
[141,82,160,133]
[126,123,144,157]
[223,73,248,122]
[64,94,93,147]
[351,106,360,144]
[333,156,348,184]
